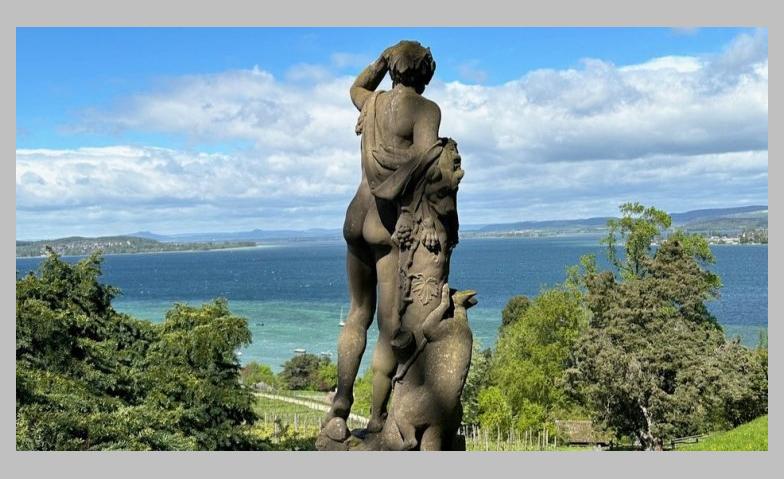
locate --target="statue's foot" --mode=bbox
[315,417,352,451]
[366,412,387,433]
[322,394,352,427]
[322,417,350,442]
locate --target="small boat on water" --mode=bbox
[339,305,346,327]
[293,348,306,355]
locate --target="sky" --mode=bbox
[16,27,768,239]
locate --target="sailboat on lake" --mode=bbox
[338,305,346,327]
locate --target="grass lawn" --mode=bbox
[283,390,331,404]
[677,416,768,451]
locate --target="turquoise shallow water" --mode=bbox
[16,237,767,372]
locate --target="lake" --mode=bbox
[15,236,768,371]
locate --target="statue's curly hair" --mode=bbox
[387,41,436,93]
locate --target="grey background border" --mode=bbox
[3,1,776,478]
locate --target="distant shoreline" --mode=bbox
[16,235,768,261]
[463,232,768,246]
[15,243,281,260]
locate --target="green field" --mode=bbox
[676,416,768,451]
[254,395,322,416]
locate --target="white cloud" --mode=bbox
[18,32,768,238]
[16,145,360,238]
[620,56,702,73]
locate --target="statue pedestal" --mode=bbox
[316,419,467,451]
[315,423,384,451]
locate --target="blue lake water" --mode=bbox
[15,236,768,372]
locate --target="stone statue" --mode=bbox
[318,41,475,451]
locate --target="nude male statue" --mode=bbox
[324,41,442,433]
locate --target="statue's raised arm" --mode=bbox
[350,53,389,111]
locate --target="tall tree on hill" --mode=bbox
[566,204,767,450]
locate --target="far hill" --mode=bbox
[20,206,767,251]
[16,235,256,258]
[474,205,767,237]
[128,228,343,243]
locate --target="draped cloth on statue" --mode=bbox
[356,91,445,202]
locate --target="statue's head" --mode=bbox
[386,41,436,94]
[424,138,463,217]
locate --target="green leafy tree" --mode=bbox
[141,300,257,450]
[316,362,338,392]
[241,362,279,389]
[460,342,492,425]
[477,386,513,433]
[499,295,531,332]
[351,368,374,417]
[756,330,768,379]
[603,202,672,279]
[567,204,767,450]
[16,251,260,450]
[489,286,588,433]
[279,353,334,391]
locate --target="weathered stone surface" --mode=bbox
[323,417,350,441]
[315,433,349,451]
[319,40,475,451]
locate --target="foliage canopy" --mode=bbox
[16,251,260,450]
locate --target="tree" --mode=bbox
[16,251,260,450]
[241,362,279,389]
[477,386,513,433]
[316,361,338,392]
[460,342,492,425]
[489,286,588,434]
[499,295,531,332]
[142,299,257,450]
[351,368,374,417]
[602,202,671,279]
[279,353,334,391]
[566,204,767,450]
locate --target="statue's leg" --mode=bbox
[396,419,418,451]
[326,241,377,423]
[367,245,400,432]
[420,425,444,451]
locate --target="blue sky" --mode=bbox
[16,28,768,239]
